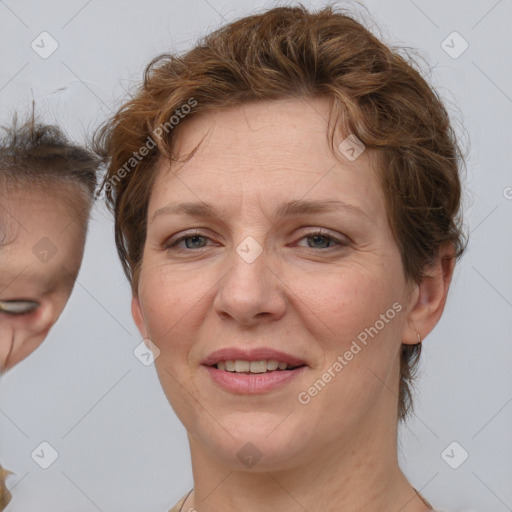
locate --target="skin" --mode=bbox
[0,184,88,372]
[132,97,455,512]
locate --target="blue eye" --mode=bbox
[169,233,210,250]
[165,229,348,252]
[297,230,347,249]
[0,300,40,315]
[303,233,337,249]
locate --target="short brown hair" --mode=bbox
[95,4,467,421]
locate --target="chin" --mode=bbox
[190,411,315,471]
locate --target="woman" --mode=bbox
[96,5,466,512]
[0,114,99,509]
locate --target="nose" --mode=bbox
[213,240,287,326]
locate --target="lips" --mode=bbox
[201,347,308,394]
[201,347,308,368]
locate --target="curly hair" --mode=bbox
[95,4,467,421]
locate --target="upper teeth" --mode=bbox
[216,360,294,373]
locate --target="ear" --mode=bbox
[402,244,456,345]
[131,295,148,339]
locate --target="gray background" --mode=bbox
[0,0,511,511]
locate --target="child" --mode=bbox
[0,113,100,509]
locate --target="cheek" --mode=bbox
[137,263,208,350]
[137,266,210,421]
[291,264,404,345]
[290,270,404,425]
[0,320,14,368]
[0,315,52,370]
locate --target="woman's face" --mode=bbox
[0,185,87,372]
[133,97,421,469]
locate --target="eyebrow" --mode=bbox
[151,199,371,222]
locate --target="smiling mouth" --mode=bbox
[211,360,306,374]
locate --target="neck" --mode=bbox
[184,400,430,512]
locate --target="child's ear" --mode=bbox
[131,295,148,339]
[402,243,456,345]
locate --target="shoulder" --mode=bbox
[168,490,192,512]
[0,465,12,511]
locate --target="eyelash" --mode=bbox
[0,300,40,316]
[165,229,349,252]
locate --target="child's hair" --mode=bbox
[0,110,100,227]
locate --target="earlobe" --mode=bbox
[131,295,148,339]
[402,245,456,345]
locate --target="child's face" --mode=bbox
[0,184,89,372]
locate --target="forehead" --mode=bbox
[0,185,87,297]
[150,97,383,218]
